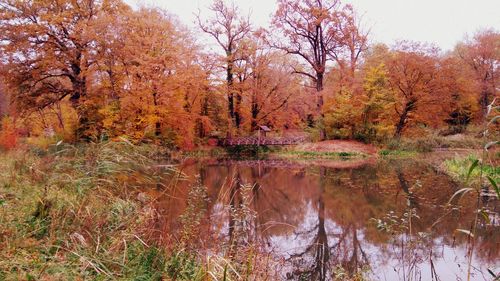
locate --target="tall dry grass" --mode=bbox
[0,140,283,280]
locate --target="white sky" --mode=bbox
[126,0,500,51]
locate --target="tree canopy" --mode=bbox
[0,0,497,146]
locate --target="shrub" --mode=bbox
[0,117,18,150]
[225,144,271,157]
[26,135,61,150]
[304,126,323,142]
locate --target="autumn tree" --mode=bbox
[324,64,396,141]
[229,33,304,133]
[271,0,359,140]
[439,55,480,133]
[197,0,251,133]
[323,87,361,139]
[456,29,499,118]
[0,0,127,140]
[362,43,391,68]
[249,54,300,131]
[0,1,213,146]
[92,2,132,103]
[386,43,441,138]
[359,63,395,139]
[329,4,368,91]
[94,8,211,147]
[323,43,391,142]
[0,82,8,117]
[125,8,183,139]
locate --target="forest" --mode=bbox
[0,0,497,147]
[0,0,498,280]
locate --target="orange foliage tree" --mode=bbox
[0,0,128,140]
[456,29,499,118]
[95,8,213,147]
[271,0,365,140]
[197,0,252,133]
[438,55,480,133]
[231,34,306,133]
[0,0,496,146]
[0,1,214,147]
[386,42,443,137]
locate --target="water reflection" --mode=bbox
[157,159,499,281]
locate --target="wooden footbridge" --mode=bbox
[220,136,306,146]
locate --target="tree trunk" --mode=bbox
[235,90,242,130]
[394,100,416,138]
[227,52,235,129]
[316,72,326,140]
[479,88,491,118]
[394,112,406,138]
[70,76,90,140]
[153,90,161,137]
[55,102,65,130]
[197,95,210,138]
[251,93,259,132]
[69,51,98,141]
[315,166,329,280]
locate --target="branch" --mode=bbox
[292,67,317,82]
[257,92,293,122]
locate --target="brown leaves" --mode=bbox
[0,0,497,143]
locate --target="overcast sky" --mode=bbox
[125,0,500,51]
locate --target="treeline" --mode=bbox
[0,0,498,148]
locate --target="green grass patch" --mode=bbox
[444,155,499,184]
[275,150,362,159]
[180,147,228,158]
[378,149,418,158]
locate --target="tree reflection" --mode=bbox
[285,167,371,281]
[396,166,419,209]
[227,167,240,250]
[165,159,499,280]
[288,167,330,280]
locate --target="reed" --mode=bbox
[0,140,282,280]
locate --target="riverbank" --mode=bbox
[0,139,497,280]
[0,143,280,280]
[180,138,485,163]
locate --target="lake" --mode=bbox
[153,157,499,281]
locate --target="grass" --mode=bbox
[443,154,499,185]
[377,131,484,159]
[378,149,418,157]
[179,147,228,158]
[0,142,175,280]
[180,143,370,161]
[383,129,485,153]
[5,137,491,280]
[273,150,362,159]
[177,145,365,161]
[0,140,284,280]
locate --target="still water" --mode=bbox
[156,158,498,281]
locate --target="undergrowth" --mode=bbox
[275,150,362,159]
[444,155,499,184]
[0,140,282,280]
